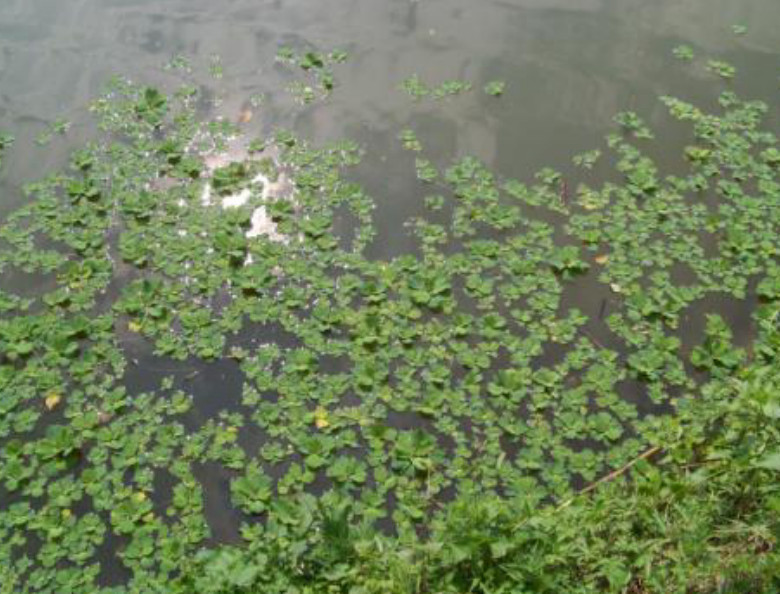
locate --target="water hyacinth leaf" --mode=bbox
[231,463,272,514]
[0,41,778,593]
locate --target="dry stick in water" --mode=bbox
[559,179,569,205]
[598,297,608,320]
[557,445,664,510]
[511,445,664,531]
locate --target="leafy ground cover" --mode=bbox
[181,354,780,593]
[0,47,778,592]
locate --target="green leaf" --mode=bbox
[754,451,780,471]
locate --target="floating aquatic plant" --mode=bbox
[672,44,694,60]
[483,80,506,96]
[276,45,347,101]
[707,59,737,79]
[0,45,779,593]
[400,75,472,100]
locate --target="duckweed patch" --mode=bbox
[672,44,694,61]
[707,60,737,79]
[0,47,779,592]
[483,80,506,97]
[400,75,472,100]
[276,46,348,103]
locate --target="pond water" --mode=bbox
[1,0,780,590]
[3,0,779,217]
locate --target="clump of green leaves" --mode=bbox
[672,44,694,60]
[276,45,348,101]
[707,59,736,79]
[400,74,430,99]
[212,162,252,196]
[573,149,601,169]
[2,46,780,594]
[399,128,422,151]
[178,357,780,594]
[400,75,472,100]
[135,86,168,126]
[231,463,272,514]
[483,80,506,96]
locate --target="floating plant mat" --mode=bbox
[0,53,779,592]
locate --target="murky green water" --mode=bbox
[3,0,777,394]
[1,0,780,588]
[2,0,779,215]
[1,0,778,317]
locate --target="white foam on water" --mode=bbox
[197,140,293,244]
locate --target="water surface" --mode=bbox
[1,0,779,584]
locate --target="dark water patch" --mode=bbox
[307,469,332,498]
[346,130,430,261]
[179,358,245,422]
[139,29,165,55]
[375,489,399,536]
[121,352,245,431]
[615,378,673,418]
[234,420,269,463]
[151,467,175,518]
[385,409,434,432]
[227,319,301,353]
[385,409,456,459]
[192,461,244,546]
[677,288,759,357]
[558,266,627,350]
[94,525,133,588]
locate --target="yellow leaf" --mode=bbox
[45,392,61,410]
[314,406,329,429]
[128,321,142,333]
